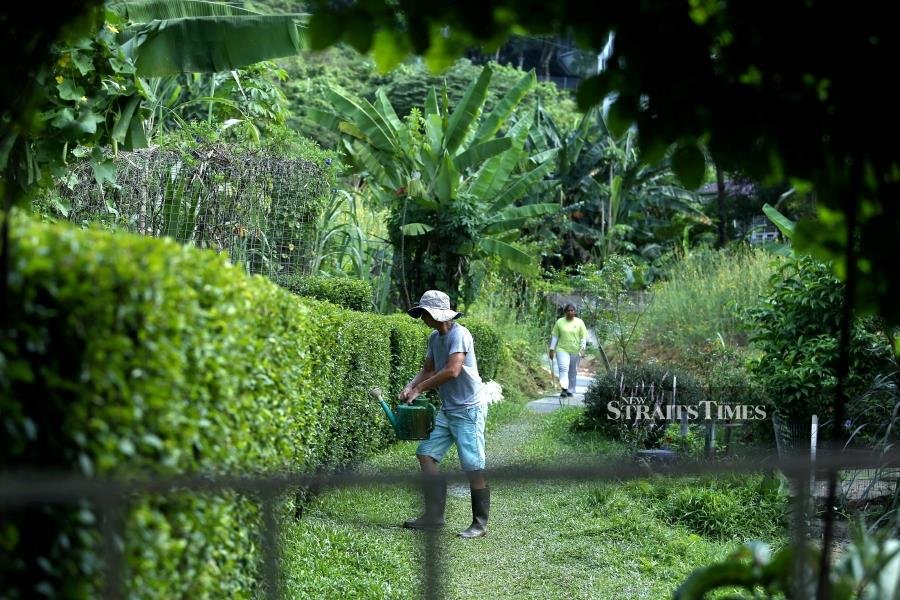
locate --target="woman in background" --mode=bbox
[548,304,588,397]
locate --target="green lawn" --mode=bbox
[280,398,788,599]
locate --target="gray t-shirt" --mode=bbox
[426,323,483,410]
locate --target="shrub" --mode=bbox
[677,341,774,446]
[578,362,702,449]
[276,274,374,312]
[661,423,705,457]
[298,299,395,467]
[747,256,895,437]
[0,215,393,597]
[382,314,431,400]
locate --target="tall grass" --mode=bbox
[467,265,557,392]
[467,266,554,353]
[641,246,779,352]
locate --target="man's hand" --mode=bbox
[548,348,555,359]
[399,385,421,403]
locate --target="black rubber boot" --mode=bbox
[403,477,446,529]
[458,486,490,538]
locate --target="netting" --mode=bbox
[54,144,328,278]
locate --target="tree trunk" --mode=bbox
[540,41,553,80]
[716,164,727,248]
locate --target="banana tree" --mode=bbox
[314,65,560,306]
[526,107,709,271]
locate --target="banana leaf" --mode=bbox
[374,88,403,134]
[489,161,554,211]
[525,147,559,168]
[483,218,528,234]
[479,237,538,275]
[762,202,795,239]
[473,70,535,142]
[109,0,264,21]
[346,141,398,189]
[434,154,459,204]
[453,138,512,172]
[338,120,366,140]
[444,65,492,154]
[497,203,559,220]
[424,87,439,117]
[122,15,303,76]
[306,107,341,130]
[423,113,443,167]
[468,117,530,200]
[400,222,434,236]
[481,203,560,235]
[326,89,397,153]
[111,94,141,144]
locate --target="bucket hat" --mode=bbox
[406,290,463,322]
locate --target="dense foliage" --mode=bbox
[277,274,374,312]
[747,256,895,436]
[303,0,900,327]
[525,108,709,272]
[36,124,336,282]
[676,530,900,600]
[2,3,304,200]
[278,46,577,148]
[641,247,777,351]
[317,64,559,306]
[0,213,502,597]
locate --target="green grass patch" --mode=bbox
[588,475,789,542]
[281,405,787,599]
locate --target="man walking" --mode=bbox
[399,290,489,538]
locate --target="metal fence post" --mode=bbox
[705,419,716,459]
[261,494,282,600]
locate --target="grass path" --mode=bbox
[281,397,786,599]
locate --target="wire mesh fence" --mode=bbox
[2,448,898,599]
[50,144,329,279]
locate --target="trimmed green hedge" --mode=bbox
[300,300,394,467]
[383,314,431,400]
[1,214,327,597]
[0,214,503,598]
[276,274,374,312]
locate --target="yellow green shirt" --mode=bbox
[551,317,588,354]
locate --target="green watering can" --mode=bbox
[370,387,436,440]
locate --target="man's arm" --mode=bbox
[400,353,465,402]
[400,357,436,401]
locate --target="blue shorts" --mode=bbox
[416,405,486,471]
